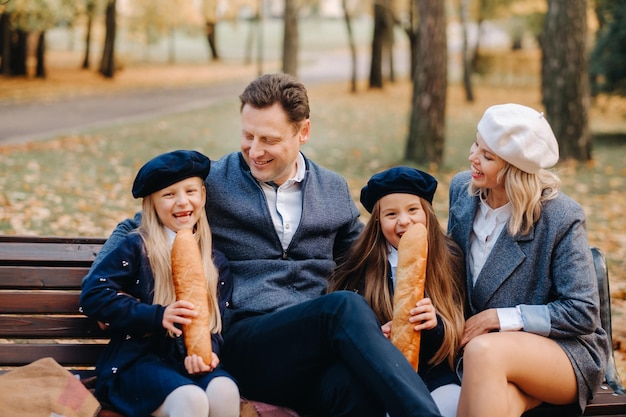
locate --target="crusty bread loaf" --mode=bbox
[390,223,428,371]
[171,228,213,364]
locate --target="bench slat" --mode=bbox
[0,291,81,313]
[0,241,103,266]
[522,386,625,417]
[586,388,626,415]
[0,343,105,367]
[0,236,107,244]
[0,315,107,338]
[0,266,89,289]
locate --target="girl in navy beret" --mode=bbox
[328,166,466,417]
[80,150,239,417]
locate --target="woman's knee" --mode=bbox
[462,333,503,368]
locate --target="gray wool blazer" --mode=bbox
[448,171,609,413]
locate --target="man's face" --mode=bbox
[240,102,310,186]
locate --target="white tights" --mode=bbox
[430,383,461,417]
[152,376,240,417]
[385,383,460,417]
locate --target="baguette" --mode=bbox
[390,223,428,371]
[171,228,213,364]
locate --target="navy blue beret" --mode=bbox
[360,166,438,213]
[132,150,211,198]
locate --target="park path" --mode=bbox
[0,48,395,146]
[0,81,246,146]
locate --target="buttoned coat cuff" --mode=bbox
[519,304,551,336]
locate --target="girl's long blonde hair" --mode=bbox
[328,198,466,368]
[469,166,561,236]
[139,190,222,334]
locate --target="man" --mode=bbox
[93,73,441,417]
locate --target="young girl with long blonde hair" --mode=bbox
[81,150,239,417]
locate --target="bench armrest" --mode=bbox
[592,247,625,395]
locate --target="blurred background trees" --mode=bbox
[541,0,590,161]
[406,0,447,166]
[0,0,624,167]
[590,0,626,97]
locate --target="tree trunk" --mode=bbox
[541,0,591,162]
[405,0,447,166]
[282,0,298,77]
[402,1,419,80]
[99,0,116,78]
[82,0,94,69]
[471,0,486,74]
[35,31,46,78]
[12,29,28,76]
[342,0,358,93]
[369,2,385,88]
[202,0,219,61]
[384,5,395,83]
[0,12,11,75]
[460,0,474,101]
[205,21,219,60]
[408,30,418,79]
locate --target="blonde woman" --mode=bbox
[448,104,609,416]
[328,167,466,417]
[80,150,239,417]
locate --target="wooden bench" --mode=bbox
[0,235,624,416]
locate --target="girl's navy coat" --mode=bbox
[80,232,234,416]
[447,171,609,413]
[351,269,459,392]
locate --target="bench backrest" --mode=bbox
[0,235,108,373]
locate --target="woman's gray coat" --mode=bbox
[447,171,609,413]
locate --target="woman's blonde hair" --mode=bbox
[328,198,466,368]
[139,185,222,335]
[469,165,561,236]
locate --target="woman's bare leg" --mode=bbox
[457,332,577,417]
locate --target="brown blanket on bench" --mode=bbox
[240,398,301,417]
[0,357,101,417]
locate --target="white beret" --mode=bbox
[477,103,559,174]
